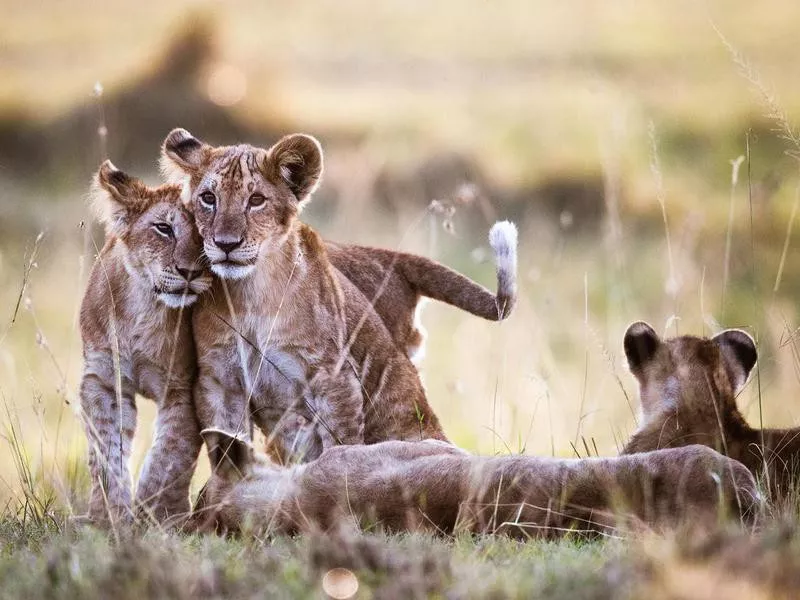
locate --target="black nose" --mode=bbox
[177,267,204,281]
[214,238,243,254]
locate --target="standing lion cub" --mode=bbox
[160,129,518,365]
[159,129,504,462]
[79,162,210,526]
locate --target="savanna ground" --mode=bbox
[4,1,800,597]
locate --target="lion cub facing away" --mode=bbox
[622,321,800,501]
[161,128,518,365]
[193,430,759,537]
[79,162,211,526]
[160,129,496,462]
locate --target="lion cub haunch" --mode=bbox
[160,128,457,463]
[622,321,800,500]
[160,128,518,365]
[193,431,759,537]
[78,161,211,526]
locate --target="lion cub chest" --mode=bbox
[231,315,337,445]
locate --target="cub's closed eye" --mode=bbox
[153,223,174,237]
[199,192,217,209]
[249,193,266,208]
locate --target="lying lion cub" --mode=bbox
[193,430,759,537]
[160,128,518,365]
[159,129,495,461]
[622,321,799,501]
[79,161,210,525]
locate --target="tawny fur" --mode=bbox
[621,321,799,501]
[160,128,518,365]
[193,431,759,538]
[79,161,211,526]
[160,129,454,463]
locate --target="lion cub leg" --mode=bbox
[79,351,137,526]
[306,366,365,452]
[135,390,202,526]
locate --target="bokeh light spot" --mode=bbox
[206,63,247,107]
[322,567,359,599]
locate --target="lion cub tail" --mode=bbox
[399,219,519,322]
[488,220,518,319]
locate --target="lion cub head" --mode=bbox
[159,128,323,280]
[91,160,212,307]
[622,321,757,454]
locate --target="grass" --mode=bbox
[5,508,800,598]
[4,0,800,597]
[0,521,627,599]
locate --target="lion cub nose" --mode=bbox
[176,267,204,281]
[214,238,243,254]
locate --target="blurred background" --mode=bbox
[2,0,800,507]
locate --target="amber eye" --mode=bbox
[153,222,174,237]
[248,193,266,208]
[199,191,217,209]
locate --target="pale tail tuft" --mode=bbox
[488,220,518,319]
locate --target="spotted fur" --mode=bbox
[79,161,211,527]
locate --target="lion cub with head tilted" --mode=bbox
[79,162,211,526]
[193,430,759,537]
[160,129,483,461]
[621,321,800,501]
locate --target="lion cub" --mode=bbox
[193,430,759,537]
[160,129,517,365]
[159,129,482,462]
[79,161,211,526]
[622,321,799,501]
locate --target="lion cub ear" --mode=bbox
[265,133,323,206]
[712,329,757,392]
[201,428,254,482]
[90,161,147,236]
[160,128,209,183]
[624,321,662,374]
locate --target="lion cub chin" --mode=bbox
[78,161,211,528]
[161,129,460,463]
[192,429,760,537]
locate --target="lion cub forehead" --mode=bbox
[127,184,186,218]
[208,145,267,175]
[151,184,185,205]
[143,197,194,226]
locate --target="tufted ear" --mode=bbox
[201,428,254,482]
[160,128,210,184]
[712,329,757,393]
[265,133,323,206]
[624,321,661,374]
[89,160,149,235]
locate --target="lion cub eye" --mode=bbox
[248,193,267,208]
[153,223,174,237]
[199,192,217,210]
